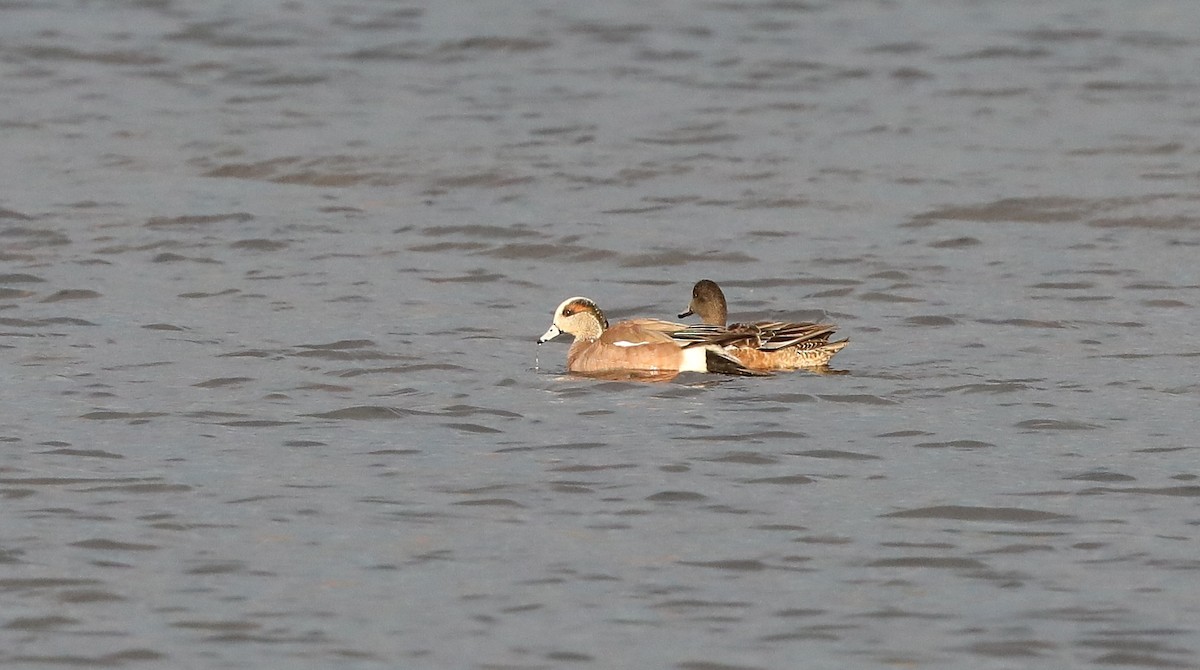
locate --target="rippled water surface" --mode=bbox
[3,1,1200,668]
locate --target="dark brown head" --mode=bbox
[677,279,728,327]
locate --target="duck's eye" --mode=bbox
[562,306,575,316]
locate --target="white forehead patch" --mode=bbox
[613,340,648,348]
[557,296,591,313]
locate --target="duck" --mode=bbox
[677,279,849,370]
[537,296,765,378]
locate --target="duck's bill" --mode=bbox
[677,308,694,318]
[537,324,561,344]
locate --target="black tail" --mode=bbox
[705,349,770,377]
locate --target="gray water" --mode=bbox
[2,1,1199,668]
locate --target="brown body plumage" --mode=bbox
[678,279,849,370]
[538,297,765,378]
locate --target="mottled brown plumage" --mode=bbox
[678,280,848,370]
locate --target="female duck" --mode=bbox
[678,279,848,370]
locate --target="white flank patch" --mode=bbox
[679,346,709,372]
[613,340,648,348]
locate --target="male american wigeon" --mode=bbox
[678,279,849,370]
[537,296,765,378]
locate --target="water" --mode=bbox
[2,1,1199,668]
